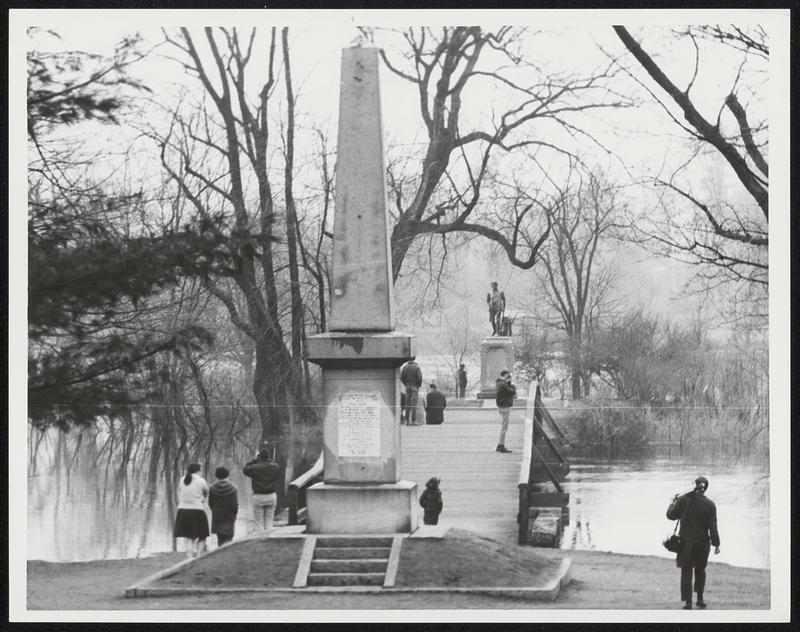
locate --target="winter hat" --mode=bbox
[425,477,440,489]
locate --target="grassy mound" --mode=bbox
[152,528,562,590]
[395,528,560,587]
[156,538,304,588]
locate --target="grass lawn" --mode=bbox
[25,529,769,612]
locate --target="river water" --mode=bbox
[559,455,769,569]
[26,430,770,569]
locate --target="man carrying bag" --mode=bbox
[666,476,721,610]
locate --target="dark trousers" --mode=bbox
[680,541,709,601]
[216,534,233,547]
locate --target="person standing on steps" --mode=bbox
[173,462,210,558]
[456,364,468,399]
[243,445,281,533]
[495,369,516,453]
[667,476,721,610]
[400,358,423,425]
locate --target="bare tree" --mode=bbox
[440,303,482,393]
[534,171,623,398]
[611,26,768,309]
[155,27,324,479]
[363,26,631,281]
[294,128,334,334]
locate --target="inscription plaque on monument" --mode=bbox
[337,391,381,458]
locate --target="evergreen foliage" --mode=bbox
[27,29,151,140]
[27,30,228,428]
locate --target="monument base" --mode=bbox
[306,480,418,534]
[479,336,514,397]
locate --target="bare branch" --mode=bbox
[613,26,768,219]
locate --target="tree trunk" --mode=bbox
[281,28,306,397]
[252,339,283,444]
[571,369,582,400]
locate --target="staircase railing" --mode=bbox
[518,381,569,543]
[287,453,324,525]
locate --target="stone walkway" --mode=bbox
[400,405,524,544]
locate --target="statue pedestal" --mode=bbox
[477,336,514,399]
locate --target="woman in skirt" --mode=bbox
[173,462,210,558]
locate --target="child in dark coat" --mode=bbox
[208,466,239,547]
[419,477,443,525]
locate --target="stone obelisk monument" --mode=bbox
[304,47,418,533]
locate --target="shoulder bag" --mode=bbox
[663,494,690,553]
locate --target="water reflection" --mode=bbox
[28,427,261,562]
[560,455,770,569]
[28,428,770,569]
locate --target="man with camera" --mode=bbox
[494,369,516,453]
[243,443,281,533]
[666,476,721,609]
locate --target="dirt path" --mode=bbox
[26,549,768,611]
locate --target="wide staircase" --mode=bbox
[304,536,395,587]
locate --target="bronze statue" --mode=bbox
[486,281,506,336]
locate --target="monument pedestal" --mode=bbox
[306,481,418,534]
[306,331,416,532]
[477,336,515,399]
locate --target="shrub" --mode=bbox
[572,401,650,455]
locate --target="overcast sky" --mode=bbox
[11,9,790,345]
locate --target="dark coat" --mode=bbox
[495,378,516,408]
[667,490,720,567]
[419,487,443,524]
[243,458,280,494]
[424,389,447,424]
[457,369,467,387]
[208,479,239,536]
[400,361,423,388]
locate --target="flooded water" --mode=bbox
[560,455,769,569]
[27,429,770,569]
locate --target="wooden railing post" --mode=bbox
[518,484,530,544]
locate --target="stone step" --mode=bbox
[310,559,387,574]
[306,572,385,587]
[314,546,391,560]
[316,536,393,548]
